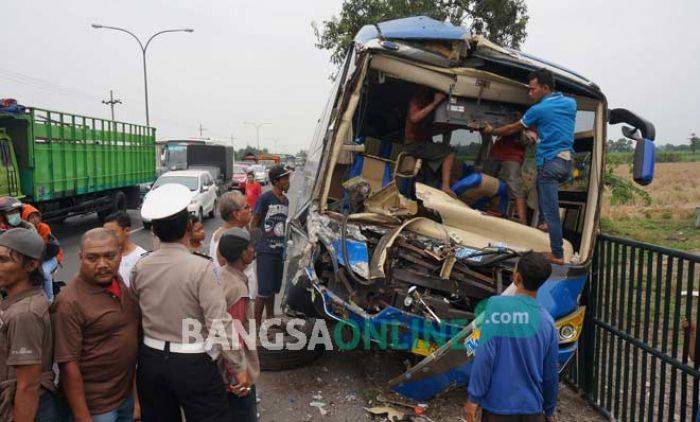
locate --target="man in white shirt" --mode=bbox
[103,211,147,287]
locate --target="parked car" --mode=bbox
[276,16,655,402]
[142,170,217,226]
[232,163,250,192]
[249,164,268,185]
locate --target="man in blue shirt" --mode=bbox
[482,69,576,264]
[464,252,559,422]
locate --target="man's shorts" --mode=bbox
[404,141,456,173]
[256,252,284,298]
[483,159,525,199]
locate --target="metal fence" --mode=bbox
[564,234,700,421]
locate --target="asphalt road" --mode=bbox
[52,209,224,284]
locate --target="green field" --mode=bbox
[601,216,700,251]
[607,150,700,163]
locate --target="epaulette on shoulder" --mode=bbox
[191,251,213,261]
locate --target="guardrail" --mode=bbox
[564,234,699,421]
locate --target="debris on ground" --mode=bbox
[309,401,328,416]
[365,405,406,421]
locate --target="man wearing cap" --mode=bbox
[0,228,60,421]
[217,228,260,421]
[251,165,290,325]
[131,183,248,421]
[53,228,139,421]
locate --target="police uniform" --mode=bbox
[131,184,247,422]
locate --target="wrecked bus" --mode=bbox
[279,16,656,401]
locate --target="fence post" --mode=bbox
[580,244,599,400]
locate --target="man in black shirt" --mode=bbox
[251,165,290,326]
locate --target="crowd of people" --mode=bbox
[0,164,290,421]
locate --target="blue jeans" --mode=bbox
[36,390,62,421]
[537,157,572,260]
[92,395,134,422]
[42,256,59,302]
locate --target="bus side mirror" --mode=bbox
[609,108,656,185]
[632,137,655,186]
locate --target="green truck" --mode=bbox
[0,107,156,221]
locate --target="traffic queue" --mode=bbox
[0,164,290,421]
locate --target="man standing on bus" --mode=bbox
[404,86,458,198]
[481,69,576,264]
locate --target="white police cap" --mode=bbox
[141,183,193,221]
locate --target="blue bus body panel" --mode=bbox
[536,273,587,320]
[355,16,466,44]
[392,343,578,401]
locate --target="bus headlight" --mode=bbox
[555,307,586,344]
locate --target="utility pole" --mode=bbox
[101,90,122,121]
[198,123,207,139]
[243,121,271,152]
[229,134,236,160]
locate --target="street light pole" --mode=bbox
[92,24,194,126]
[243,121,271,152]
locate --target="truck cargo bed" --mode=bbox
[0,108,155,202]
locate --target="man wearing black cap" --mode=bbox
[0,229,59,421]
[251,165,290,325]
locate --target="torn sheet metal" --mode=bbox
[415,183,575,260]
[369,217,451,279]
[364,181,418,218]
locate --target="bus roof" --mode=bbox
[355,16,603,99]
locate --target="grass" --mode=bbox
[600,216,700,251]
[608,151,700,163]
[602,162,700,252]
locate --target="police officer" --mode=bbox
[131,183,249,421]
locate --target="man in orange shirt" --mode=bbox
[244,171,262,210]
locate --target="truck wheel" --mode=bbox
[258,317,324,371]
[97,191,127,223]
[114,191,127,212]
[198,208,204,222]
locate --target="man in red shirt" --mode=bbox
[403,86,459,197]
[482,111,535,224]
[244,171,262,210]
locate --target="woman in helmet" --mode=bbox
[0,197,34,232]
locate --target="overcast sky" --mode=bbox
[2,0,698,152]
